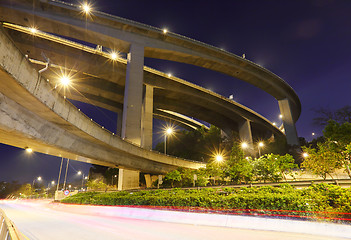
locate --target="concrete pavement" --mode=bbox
[0,200,350,240]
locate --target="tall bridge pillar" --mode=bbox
[278,98,299,146]
[141,84,153,150]
[121,43,144,146]
[239,119,254,155]
[116,109,123,137]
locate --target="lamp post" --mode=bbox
[47,181,55,197]
[32,176,42,188]
[111,174,117,186]
[63,158,70,190]
[78,171,89,190]
[258,142,264,157]
[56,157,64,192]
[164,127,174,154]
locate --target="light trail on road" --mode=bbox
[0,200,350,240]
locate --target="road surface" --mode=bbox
[0,200,350,240]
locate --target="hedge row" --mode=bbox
[61,184,351,214]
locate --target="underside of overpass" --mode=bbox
[0,0,301,189]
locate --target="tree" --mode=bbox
[323,120,351,145]
[224,141,253,184]
[322,120,351,178]
[274,154,298,181]
[313,106,351,127]
[342,144,351,178]
[253,154,283,182]
[86,179,107,190]
[178,168,195,187]
[15,184,33,198]
[164,170,182,188]
[302,141,342,180]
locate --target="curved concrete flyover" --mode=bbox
[0,27,205,175]
[0,0,300,146]
[1,24,285,141]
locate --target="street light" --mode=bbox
[111,174,117,186]
[241,142,248,149]
[32,176,42,188]
[25,147,33,153]
[78,171,89,190]
[164,127,174,154]
[81,2,92,14]
[303,152,309,158]
[215,154,223,162]
[258,142,264,157]
[110,52,118,60]
[60,75,71,86]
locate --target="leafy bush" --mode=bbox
[61,184,351,215]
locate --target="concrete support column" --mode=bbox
[121,43,144,146]
[116,110,123,137]
[278,98,299,146]
[117,168,140,190]
[141,85,153,150]
[239,119,255,156]
[239,119,253,146]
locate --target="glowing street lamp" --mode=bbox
[163,28,168,34]
[258,142,264,157]
[81,2,92,14]
[32,176,42,188]
[25,147,33,153]
[215,154,223,162]
[164,127,174,154]
[279,114,283,119]
[111,174,117,186]
[303,152,309,158]
[110,52,118,60]
[29,27,38,35]
[60,75,70,86]
[241,142,248,149]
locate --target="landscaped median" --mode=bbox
[61,183,351,222]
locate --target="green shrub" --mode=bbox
[61,184,351,215]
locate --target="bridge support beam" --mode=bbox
[141,85,153,150]
[121,43,144,146]
[278,98,299,146]
[239,119,254,155]
[117,168,140,190]
[116,110,123,137]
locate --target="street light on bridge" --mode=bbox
[60,75,71,86]
[81,2,92,15]
[25,147,33,153]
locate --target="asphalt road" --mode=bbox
[0,200,350,240]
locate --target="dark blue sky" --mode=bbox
[1,0,351,183]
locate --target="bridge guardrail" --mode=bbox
[0,209,21,240]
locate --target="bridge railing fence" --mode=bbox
[0,209,21,240]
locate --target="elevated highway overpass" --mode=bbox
[0,0,301,189]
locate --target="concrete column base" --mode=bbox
[118,169,140,190]
[144,174,160,188]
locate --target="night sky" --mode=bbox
[1,0,351,184]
